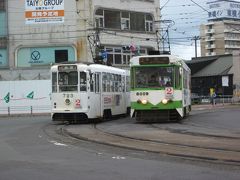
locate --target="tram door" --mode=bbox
[88,72,101,118]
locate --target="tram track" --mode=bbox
[40,116,240,166]
[54,122,240,166]
[149,123,240,140]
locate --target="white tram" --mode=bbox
[51,63,130,122]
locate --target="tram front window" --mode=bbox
[58,71,78,92]
[135,67,174,88]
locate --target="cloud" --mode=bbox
[170,44,200,60]
[161,0,208,60]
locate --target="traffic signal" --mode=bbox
[122,46,130,51]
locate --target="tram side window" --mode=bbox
[80,72,87,92]
[90,73,94,92]
[113,74,118,92]
[183,70,188,89]
[52,72,57,92]
[126,76,130,92]
[118,75,122,92]
[102,72,107,92]
[107,73,111,92]
[95,73,100,93]
[111,74,114,92]
[175,67,180,88]
[122,75,125,92]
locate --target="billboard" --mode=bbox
[25,0,64,24]
[208,0,240,20]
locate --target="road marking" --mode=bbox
[112,156,126,160]
[50,140,68,147]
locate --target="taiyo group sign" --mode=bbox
[208,0,240,20]
[25,0,64,24]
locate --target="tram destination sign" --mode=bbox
[139,57,169,65]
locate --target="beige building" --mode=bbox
[200,20,240,57]
[200,0,240,57]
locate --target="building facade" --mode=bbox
[0,0,7,69]
[0,0,160,81]
[200,0,240,57]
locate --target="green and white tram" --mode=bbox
[130,55,191,122]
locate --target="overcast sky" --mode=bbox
[160,0,210,60]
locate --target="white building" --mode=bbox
[0,0,160,80]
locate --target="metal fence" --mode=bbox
[0,106,51,116]
[191,95,240,105]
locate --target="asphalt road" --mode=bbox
[0,108,240,180]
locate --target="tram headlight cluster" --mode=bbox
[137,99,148,105]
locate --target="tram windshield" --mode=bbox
[58,71,78,92]
[134,66,174,88]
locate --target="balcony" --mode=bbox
[224,29,240,33]
[205,44,216,49]
[205,29,215,34]
[205,52,216,56]
[225,44,240,49]
[205,36,215,41]
[224,36,240,41]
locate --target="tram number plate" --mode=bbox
[75,99,81,108]
[165,87,174,98]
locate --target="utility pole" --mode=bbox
[155,20,174,55]
[192,36,200,58]
[87,22,102,63]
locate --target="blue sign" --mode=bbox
[17,46,76,67]
[101,50,108,63]
[101,51,108,59]
[29,50,43,64]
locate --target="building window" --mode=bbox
[95,8,154,32]
[130,12,145,31]
[145,14,153,32]
[121,12,130,30]
[104,46,147,66]
[95,9,104,28]
[104,10,121,29]
[55,50,68,63]
[0,37,7,48]
[0,0,5,10]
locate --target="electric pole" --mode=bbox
[192,36,200,58]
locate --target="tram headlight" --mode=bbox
[162,99,168,105]
[65,98,71,105]
[141,99,148,105]
[137,99,148,105]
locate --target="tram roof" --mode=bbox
[51,62,128,74]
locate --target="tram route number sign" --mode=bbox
[165,87,174,99]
